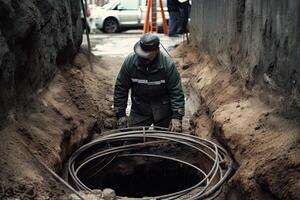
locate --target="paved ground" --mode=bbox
[83,30,185,57]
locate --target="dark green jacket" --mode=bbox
[114,52,185,121]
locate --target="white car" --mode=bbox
[94,0,169,33]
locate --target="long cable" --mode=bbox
[68,127,233,200]
[20,141,85,200]
[160,43,173,58]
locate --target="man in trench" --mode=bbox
[113,33,185,132]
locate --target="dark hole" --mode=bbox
[77,156,203,198]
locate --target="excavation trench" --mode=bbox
[51,40,236,199]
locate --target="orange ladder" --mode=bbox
[143,0,168,34]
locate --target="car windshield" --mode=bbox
[101,1,119,10]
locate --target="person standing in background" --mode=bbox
[167,0,180,37]
[177,0,190,34]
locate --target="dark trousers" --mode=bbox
[129,112,171,128]
[168,11,180,36]
[178,5,190,33]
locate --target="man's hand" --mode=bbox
[117,116,128,129]
[169,119,182,132]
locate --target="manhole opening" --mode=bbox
[69,128,233,199]
[77,156,203,198]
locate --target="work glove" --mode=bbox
[117,116,128,129]
[169,119,182,133]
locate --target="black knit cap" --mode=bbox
[134,33,160,59]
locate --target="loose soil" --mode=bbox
[172,42,300,200]
[0,49,119,199]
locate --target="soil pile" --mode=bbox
[172,42,300,200]
[0,50,116,199]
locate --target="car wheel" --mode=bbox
[103,18,119,33]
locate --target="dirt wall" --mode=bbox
[0,0,82,127]
[0,51,117,199]
[173,43,300,200]
[190,0,300,116]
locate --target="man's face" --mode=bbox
[140,49,159,65]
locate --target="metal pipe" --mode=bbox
[80,0,93,71]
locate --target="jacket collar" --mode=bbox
[135,52,163,73]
